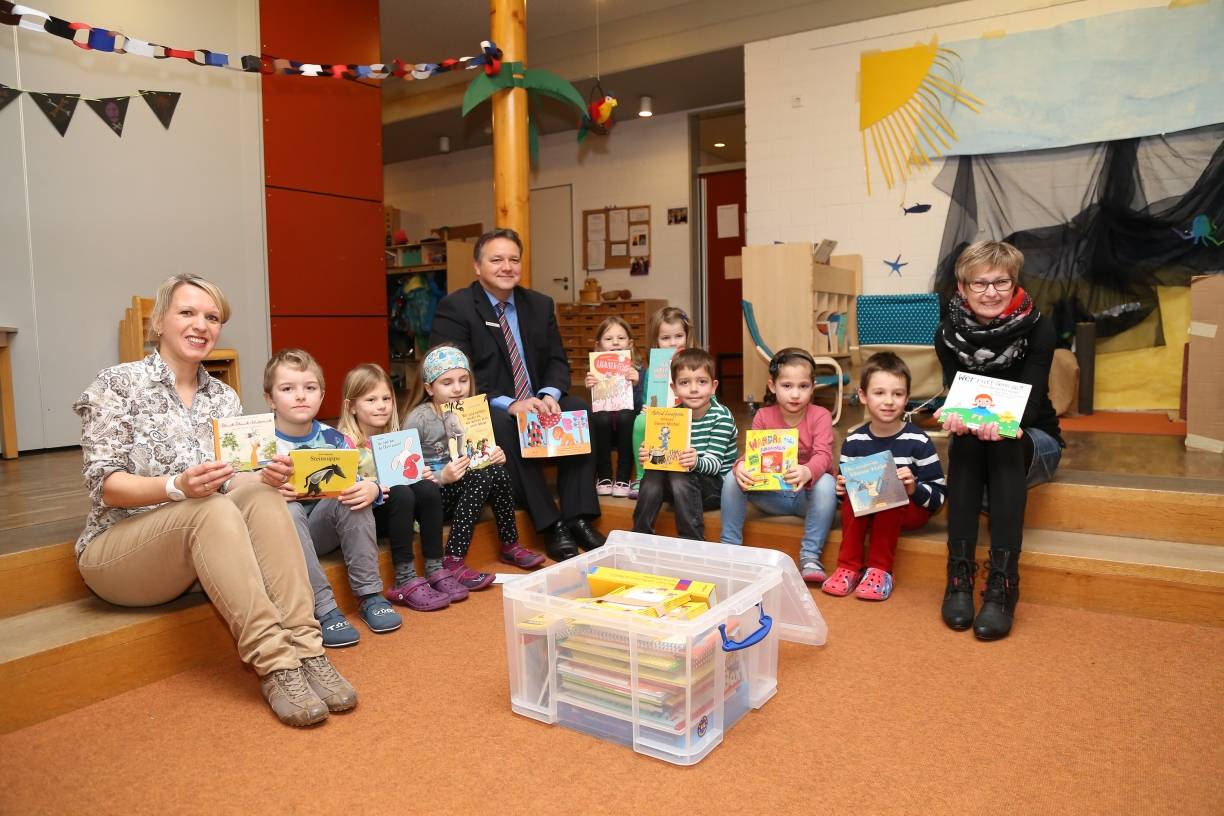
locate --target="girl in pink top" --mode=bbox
[719,347,837,583]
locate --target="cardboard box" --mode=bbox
[1186,275,1224,453]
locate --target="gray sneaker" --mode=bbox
[300,654,358,712]
[319,609,360,647]
[260,667,328,727]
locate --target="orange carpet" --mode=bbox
[1059,411,1187,436]
[1,584,1221,815]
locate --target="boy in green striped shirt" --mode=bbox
[632,347,739,540]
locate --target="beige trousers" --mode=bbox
[78,481,323,676]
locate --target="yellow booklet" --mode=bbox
[743,428,799,491]
[289,449,359,499]
[642,407,691,472]
[212,413,277,471]
[439,394,498,470]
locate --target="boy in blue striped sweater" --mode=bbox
[632,348,738,541]
[823,352,945,601]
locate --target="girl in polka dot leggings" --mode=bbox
[403,346,546,593]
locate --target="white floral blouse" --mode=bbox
[73,351,241,556]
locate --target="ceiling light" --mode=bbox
[714,142,726,148]
[638,95,653,117]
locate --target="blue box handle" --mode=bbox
[718,603,773,652]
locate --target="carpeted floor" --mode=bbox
[1,585,1221,816]
[1058,411,1187,436]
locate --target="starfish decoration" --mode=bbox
[884,255,908,276]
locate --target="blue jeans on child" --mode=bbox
[719,471,837,564]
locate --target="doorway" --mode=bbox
[530,184,575,304]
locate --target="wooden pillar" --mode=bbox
[490,0,531,285]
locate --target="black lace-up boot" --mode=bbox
[940,539,977,630]
[974,549,1020,641]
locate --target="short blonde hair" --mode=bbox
[337,363,399,447]
[148,274,231,342]
[263,348,325,395]
[954,240,1024,284]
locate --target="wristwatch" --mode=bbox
[165,474,187,502]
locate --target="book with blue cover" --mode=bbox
[644,348,677,409]
[370,428,425,488]
[841,449,908,517]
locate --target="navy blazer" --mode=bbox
[430,283,571,403]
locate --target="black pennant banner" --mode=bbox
[85,96,130,137]
[0,83,20,114]
[29,91,80,136]
[140,90,180,130]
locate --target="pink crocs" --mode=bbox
[821,568,862,597]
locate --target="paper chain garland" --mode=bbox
[0,2,503,81]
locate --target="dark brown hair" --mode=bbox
[763,347,818,406]
[670,347,715,381]
[473,228,523,261]
[859,350,911,395]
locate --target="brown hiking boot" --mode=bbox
[260,666,329,726]
[300,655,358,712]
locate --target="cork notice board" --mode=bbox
[583,205,650,271]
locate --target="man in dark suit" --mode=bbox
[430,228,605,561]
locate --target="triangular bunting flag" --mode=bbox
[29,92,80,136]
[0,84,21,115]
[140,90,181,130]
[85,96,131,137]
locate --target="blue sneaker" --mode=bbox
[318,609,360,648]
[359,595,403,633]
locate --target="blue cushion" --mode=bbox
[856,294,940,346]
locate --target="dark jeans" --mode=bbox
[374,481,444,570]
[591,408,636,483]
[631,470,722,541]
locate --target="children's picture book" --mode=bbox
[743,429,799,491]
[517,410,592,458]
[369,428,424,488]
[841,449,909,517]
[644,348,677,409]
[642,407,691,472]
[212,413,278,471]
[289,448,359,500]
[942,372,1032,439]
[589,351,635,412]
[439,394,498,470]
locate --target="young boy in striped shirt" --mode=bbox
[632,348,738,541]
[823,352,946,601]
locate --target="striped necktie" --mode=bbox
[495,301,532,401]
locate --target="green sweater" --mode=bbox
[690,400,738,476]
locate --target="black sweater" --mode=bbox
[935,313,1064,447]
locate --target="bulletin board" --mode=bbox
[582,205,650,271]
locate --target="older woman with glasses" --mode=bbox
[934,241,1064,641]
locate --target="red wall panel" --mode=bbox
[259,0,380,62]
[270,317,389,419]
[266,188,385,316]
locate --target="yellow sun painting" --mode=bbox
[859,37,984,194]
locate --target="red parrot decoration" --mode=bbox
[578,94,618,142]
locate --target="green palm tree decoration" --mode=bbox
[462,61,586,163]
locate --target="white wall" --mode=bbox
[744,0,1165,297]
[384,110,694,314]
[0,0,268,450]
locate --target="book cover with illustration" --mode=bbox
[212,413,278,471]
[841,449,908,517]
[743,428,799,491]
[644,348,677,409]
[642,407,691,472]
[370,428,425,488]
[439,394,498,470]
[589,351,635,412]
[289,448,359,500]
[942,372,1032,439]
[517,410,592,458]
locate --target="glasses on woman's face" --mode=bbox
[966,277,1014,294]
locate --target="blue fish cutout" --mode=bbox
[902,203,932,215]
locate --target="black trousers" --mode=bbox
[632,470,722,541]
[374,480,444,569]
[946,434,1028,553]
[591,408,636,483]
[489,393,601,532]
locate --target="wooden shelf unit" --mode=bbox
[557,299,666,386]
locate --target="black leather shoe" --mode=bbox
[546,522,580,562]
[568,518,606,551]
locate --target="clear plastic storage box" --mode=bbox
[501,531,827,765]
